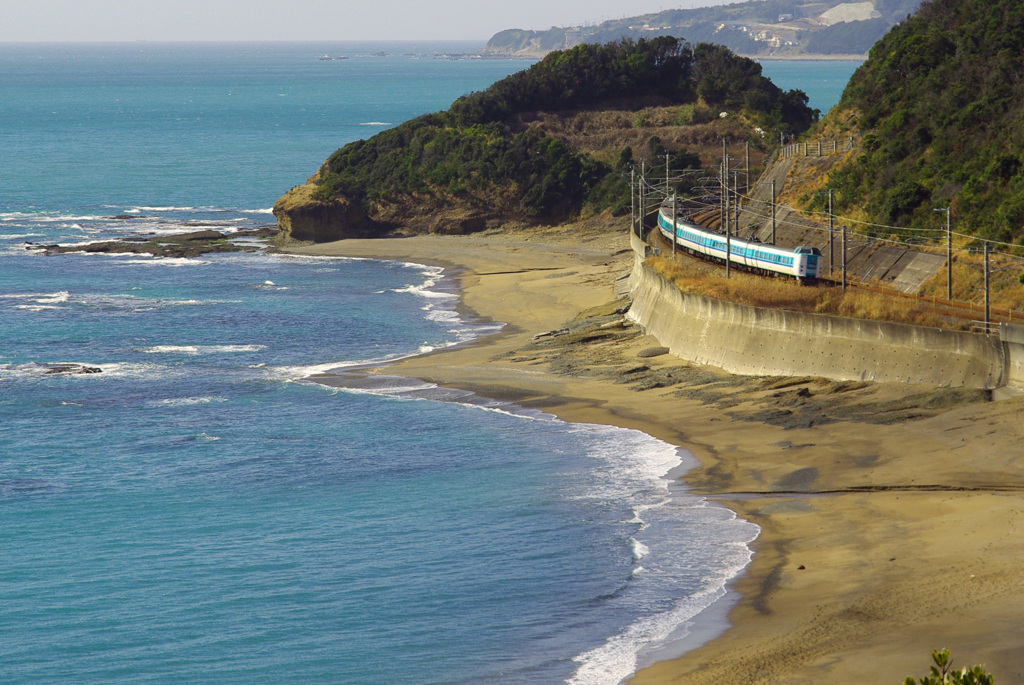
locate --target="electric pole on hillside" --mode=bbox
[841,225,848,293]
[665,152,671,194]
[630,167,635,236]
[744,141,750,194]
[733,172,740,235]
[984,241,991,329]
[639,161,645,239]
[720,158,729,233]
[671,192,677,257]
[934,207,952,300]
[726,230,732,278]
[828,189,834,276]
[770,179,776,245]
[723,150,730,236]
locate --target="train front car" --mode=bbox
[794,247,823,281]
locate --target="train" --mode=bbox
[657,198,823,281]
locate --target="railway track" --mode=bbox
[648,227,1019,332]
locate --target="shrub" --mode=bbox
[904,649,994,685]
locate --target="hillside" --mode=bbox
[274,37,816,242]
[811,0,1024,244]
[483,0,921,60]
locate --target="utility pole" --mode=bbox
[665,152,671,194]
[639,161,645,239]
[770,179,776,245]
[733,172,740,236]
[630,167,635,236]
[841,225,847,293]
[672,192,677,257]
[720,158,729,233]
[828,189,834,276]
[946,208,953,300]
[984,241,990,329]
[726,231,731,279]
[937,207,952,300]
[933,207,953,299]
[744,141,750,193]
[724,152,730,236]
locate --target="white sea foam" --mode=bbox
[360,121,391,126]
[115,257,212,267]
[0,212,104,223]
[33,291,69,305]
[270,359,392,382]
[3,291,71,311]
[567,585,732,685]
[15,305,62,311]
[149,396,228,407]
[630,538,650,562]
[136,344,266,355]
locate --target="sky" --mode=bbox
[1,0,732,43]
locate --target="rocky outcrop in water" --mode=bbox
[31,227,276,258]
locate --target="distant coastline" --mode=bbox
[480,49,867,62]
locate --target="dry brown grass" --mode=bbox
[647,254,954,328]
[517,104,771,169]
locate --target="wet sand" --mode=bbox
[286,224,1024,684]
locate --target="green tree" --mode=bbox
[904,649,994,685]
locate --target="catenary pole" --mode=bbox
[724,153,730,236]
[640,161,645,239]
[630,167,635,236]
[828,189,834,276]
[933,207,952,299]
[720,159,729,232]
[842,225,847,293]
[672,192,677,257]
[733,172,739,236]
[744,141,750,193]
[946,208,952,300]
[985,241,990,328]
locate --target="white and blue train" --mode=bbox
[657,201,823,281]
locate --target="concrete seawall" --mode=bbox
[627,256,1008,389]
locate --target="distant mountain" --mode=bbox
[483,0,922,59]
[820,0,1024,242]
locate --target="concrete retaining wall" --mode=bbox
[1000,323,1024,391]
[628,257,1007,389]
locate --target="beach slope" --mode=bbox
[287,225,1024,684]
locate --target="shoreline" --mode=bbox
[285,226,1024,684]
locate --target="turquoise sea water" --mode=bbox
[0,43,849,683]
[759,58,862,115]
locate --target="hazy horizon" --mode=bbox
[3,0,734,43]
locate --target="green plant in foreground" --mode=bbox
[904,649,994,685]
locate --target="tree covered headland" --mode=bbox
[312,37,815,227]
[825,0,1024,243]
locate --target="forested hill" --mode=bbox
[821,0,1024,243]
[274,37,816,242]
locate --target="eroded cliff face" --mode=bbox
[272,184,377,243]
[273,182,497,242]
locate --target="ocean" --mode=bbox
[0,42,847,684]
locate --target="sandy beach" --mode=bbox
[287,223,1024,684]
